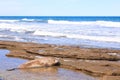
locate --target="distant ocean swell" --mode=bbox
[0,19,120,27]
[0,18,47,23]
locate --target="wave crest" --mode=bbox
[0,19,120,28]
[33,30,120,43]
[0,20,19,23]
[48,20,120,27]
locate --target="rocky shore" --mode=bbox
[0,40,120,80]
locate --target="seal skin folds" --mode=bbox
[19,57,59,69]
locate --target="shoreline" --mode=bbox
[0,40,120,80]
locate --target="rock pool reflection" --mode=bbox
[0,49,27,70]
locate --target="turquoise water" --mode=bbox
[0,16,120,49]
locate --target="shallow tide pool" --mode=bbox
[0,49,97,80]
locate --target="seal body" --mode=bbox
[19,57,59,69]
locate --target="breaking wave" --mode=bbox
[0,20,19,23]
[0,18,120,27]
[48,20,120,27]
[0,34,24,41]
[33,30,120,43]
[0,18,120,43]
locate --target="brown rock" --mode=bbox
[1,40,120,79]
[59,59,120,77]
[1,40,120,61]
[102,76,120,80]
[6,50,35,60]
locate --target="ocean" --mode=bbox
[0,16,120,49]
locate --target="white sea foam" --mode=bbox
[33,30,66,37]
[67,34,120,43]
[48,20,120,27]
[48,20,81,24]
[0,23,34,33]
[14,36,24,41]
[33,30,120,43]
[0,34,10,38]
[0,20,19,23]
[96,21,120,27]
[1,21,120,43]
[0,34,24,41]
[21,18,35,22]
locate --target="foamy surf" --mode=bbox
[33,30,66,37]
[33,30,120,43]
[0,16,120,49]
[48,20,120,27]
[0,20,19,23]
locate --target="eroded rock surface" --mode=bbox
[0,40,120,80]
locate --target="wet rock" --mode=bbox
[6,50,35,60]
[1,40,120,61]
[102,76,120,80]
[59,59,120,77]
[20,67,58,73]
[1,40,120,79]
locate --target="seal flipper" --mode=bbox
[7,68,18,71]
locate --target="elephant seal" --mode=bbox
[7,57,60,71]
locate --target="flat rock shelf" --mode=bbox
[0,40,120,80]
[0,49,96,80]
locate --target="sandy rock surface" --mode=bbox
[0,40,120,80]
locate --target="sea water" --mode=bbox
[0,16,120,49]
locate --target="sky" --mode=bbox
[0,0,120,16]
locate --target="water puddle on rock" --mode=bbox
[0,49,97,80]
[0,49,27,70]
